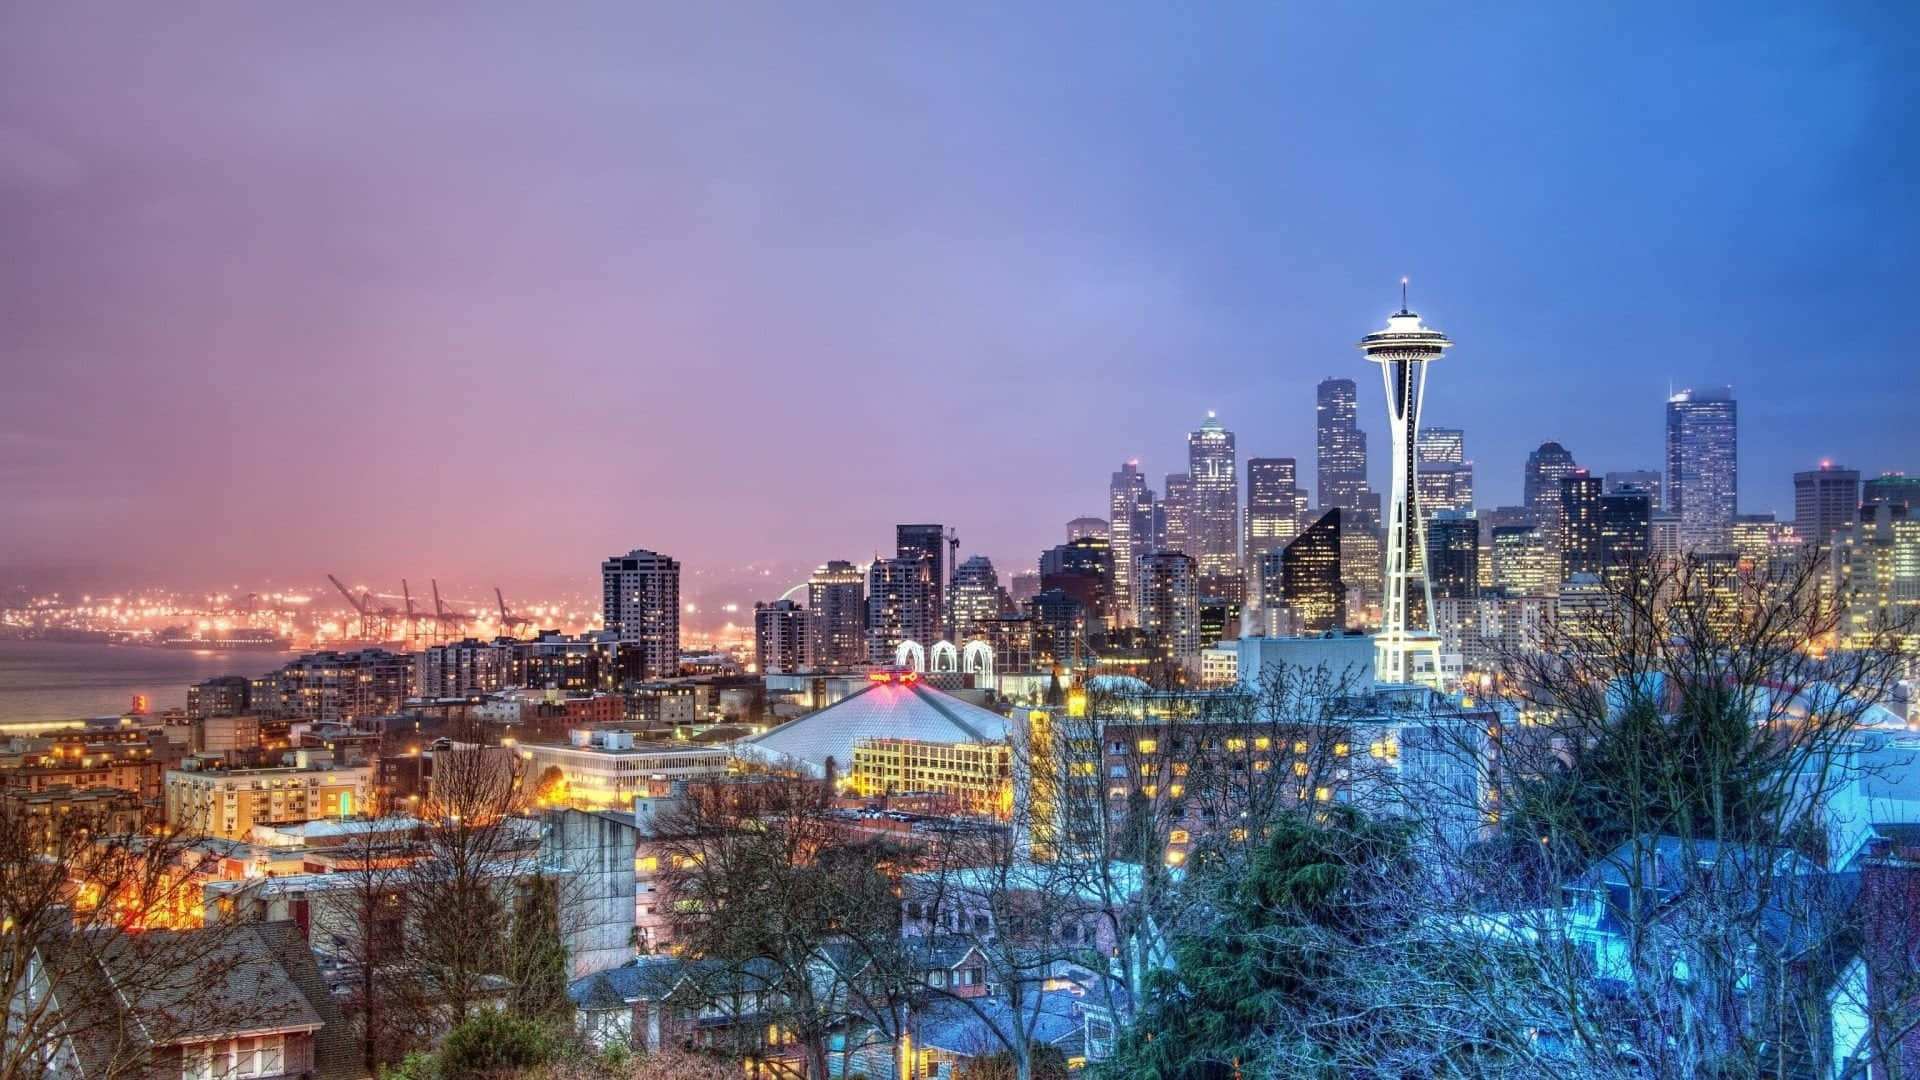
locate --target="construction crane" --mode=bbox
[495,587,533,637]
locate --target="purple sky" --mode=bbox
[3,4,1916,596]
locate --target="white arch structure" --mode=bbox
[929,641,960,673]
[894,640,926,672]
[962,640,994,680]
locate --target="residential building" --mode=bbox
[165,758,375,840]
[416,637,516,698]
[1140,551,1201,671]
[601,549,681,678]
[261,650,411,724]
[754,599,807,675]
[805,560,867,669]
[866,556,937,665]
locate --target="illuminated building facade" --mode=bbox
[1561,473,1652,582]
[1275,508,1345,634]
[850,737,1012,818]
[896,524,948,641]
[866,556,937,665]
[754,599,807,674]
[1832,504,1920,646]
[1160,472,1192,556]
[262,649,412,723]
[165,760,374,840]
[1027,588,1087,668]
[520,730,730,810]
[1604,470,1662,502]
[1187,413,1240,578]
[1524,441,1580,582]
[1425,512,1479,600]
[601,549,681,678]
[1865,473,1920,515]
[1358,290,1452,685]
[1491,525,1551,596]
[1245,457,1307,583]
[1666,385,1739,552]
[1040,536,1114,630]
[948,555,1006,642]
[806,560,867,669]
[1108,461,1153,627]
[1416,427,1473,521]
[1066,516,1110,542]
[1316,377,1368,514]
[1140,551,1200,670]
[187,675,252,719]
[416,637,516,698]
[1795,462,1861,548]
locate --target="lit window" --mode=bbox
[1136,739,1157,754]
[1168,829,1190,844]
[1171,763,1189,777]
[637,856,659,872]
[1292,761,1309,777]
[1333,743,1350,757]
[1225,738,1246,752]
[1168,783,1185,798]
[1142,785,1158,798]
[1229,827,1249,842]
[1164,849,1186,866]
[1254,737,1271,750]
[1293,741,1308,755]
[1315,786,1332,802]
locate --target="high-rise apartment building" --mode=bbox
[865,556,936,665]
[895,524,947,639]
[1187,414,1240,577]
[262,649,413,723]
[949,555,1005,642]
[1795,462,1861,548]
[755,599,807,675]
[1562,474,1651,581]
[1316,378,1368,512]
[1109,462,1153,627]
[1666,386,1739,552]
[1831,503,1920,646]
[1160,473,1193,556]
[1139,551,1200,671]
[601,549,681,679]
[806,560,867,669]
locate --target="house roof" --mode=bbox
[47,921,355,1080]
[913,991,1084,1056]
[735,681,1012,777]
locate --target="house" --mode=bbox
[567,956,786,1060]
[28,920,358,1080]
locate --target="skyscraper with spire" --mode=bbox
[1358,282,1452,686]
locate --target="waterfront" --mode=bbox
[0,638,291,723]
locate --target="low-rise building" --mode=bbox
[849,738,1011,818]
[165,757,375,840]
[520,730,731,811]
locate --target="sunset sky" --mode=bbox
[3,3,1916,592]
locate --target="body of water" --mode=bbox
[0,639,294,723]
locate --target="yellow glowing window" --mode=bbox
[1333,742,1350,757]
[1139,764,1155,776]
[1168,829,1190,844]
[636,856,659,872]
[1171,763,1189,777]
[1164,849,1186,866]
[1253,760,1270,772]
[1254,737,1271,750]
[1142,785,1158,798]
[1136,739,1157,754]
[1168,783,1184,798]
[1292,761,1309,777]
[1314,786,1332,802]
[1229,827,1249,842]
[1225,738,1247,752]
[1293,741,1309,755]
[1070,762,1096,777]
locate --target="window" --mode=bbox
[636,856,659,872]
[1254,737,1272,750]
[1225,738,1246,752]
[1171,763,1189,777]
[1293,761,1309,777]
[1136,739,1157,754]
[1168,829,1190,844]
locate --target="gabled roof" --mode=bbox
[736,681,1012,777]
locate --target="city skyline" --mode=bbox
[3,5,1917,589]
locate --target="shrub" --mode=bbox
[438,1011,557,1079]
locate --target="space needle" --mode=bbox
[1358,280,1453,686]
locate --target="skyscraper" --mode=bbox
[1490,526,1551,596]
[1864,473,1920,516]
[1666,385,1739,552]
[1245,457,1305,584]
[600,549,681,679]
[1274,508,1345,633]
[1160,473,1193,556]
[1415,426,1473,521]
[754,599,807,675]
[806,560,867,669]
[1316,378,1368,513]
[1794,462,1861,548]
[1187,413,1239,577]
[1524,441,1580,581]
[1358,287,1452,685]
[1108,461,1152,627]
[895,524,947,639]
[1040,536,1115,630]
[1561,473,1651,581]
[1425,512,1479,600]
